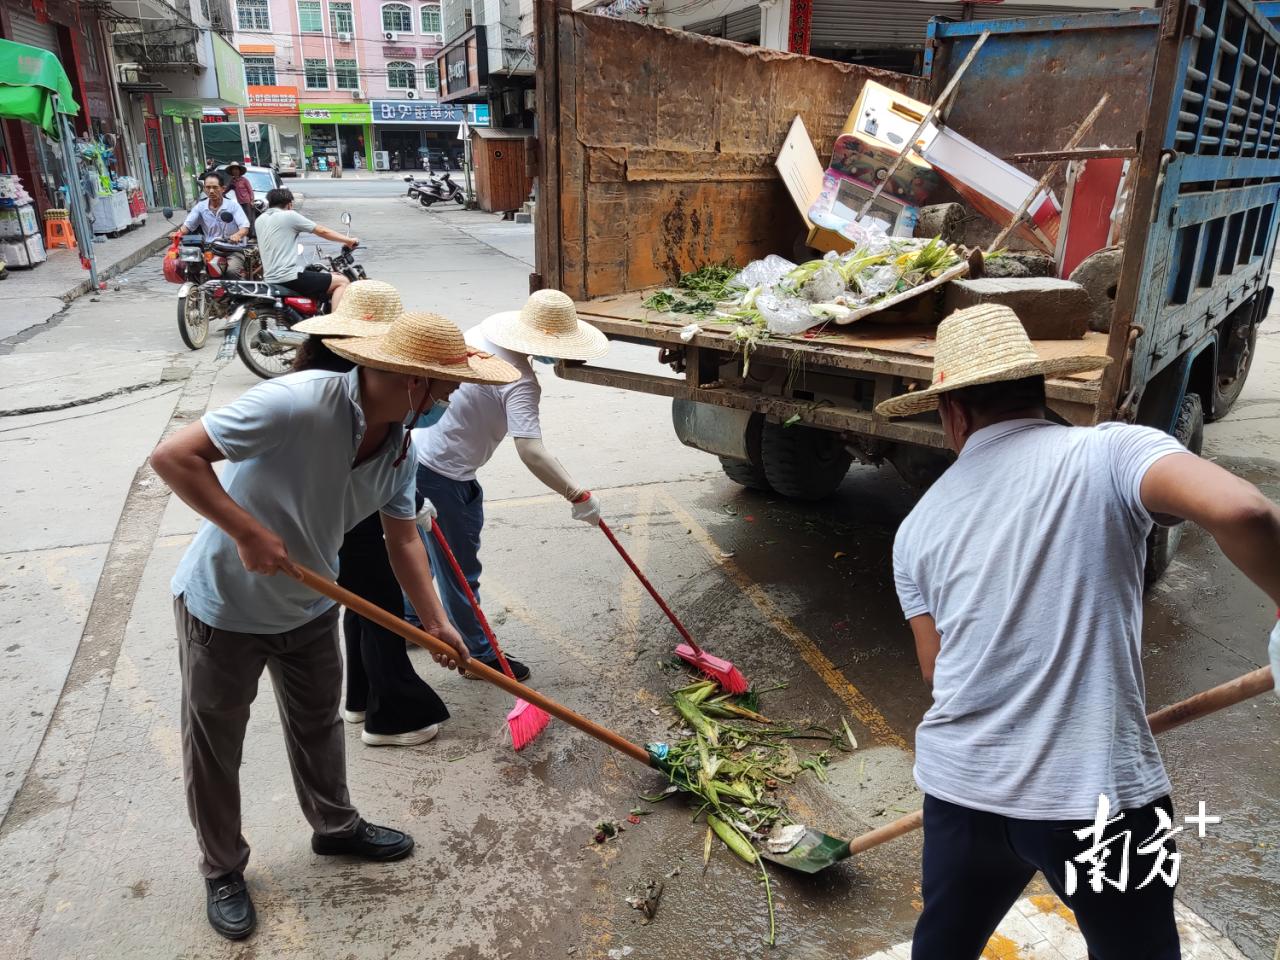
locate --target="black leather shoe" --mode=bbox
[205,871,256,940]
[312,818,415,861]
[463,654,530,682]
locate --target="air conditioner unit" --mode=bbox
[337,31,353,42]
[384,31,400,41]
[404,89,418,100]
[351,88,365,100]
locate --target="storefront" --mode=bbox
[158,100,207,209]
[246,85,302,167]
[300,103,372,172]
[371,100,477,171]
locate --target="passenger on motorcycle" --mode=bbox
[175,173,251,277]
[256,187,359,310]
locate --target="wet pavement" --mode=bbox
[0,194,1275,959]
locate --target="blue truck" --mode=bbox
[533,0,1276,581]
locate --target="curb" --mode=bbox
[60,231,173,304]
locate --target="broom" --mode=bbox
[418,511,551,750]
[596,518,749,695]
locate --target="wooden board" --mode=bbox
[575,289,1110,389]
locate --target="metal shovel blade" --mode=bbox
[759,827,852,874]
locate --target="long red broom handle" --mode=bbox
[289,563,651,764]
[597,518,704,656]
[427,519,518,683]
[845,665,1276,856]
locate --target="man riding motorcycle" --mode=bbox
[175,173,251,277]
[255,187,359,311]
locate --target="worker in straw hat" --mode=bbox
[411,289,610,681]
[150,309,518,941]
[877,304,1280,959]
[293,281,452,749]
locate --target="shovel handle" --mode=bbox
[844,666,1275,857]
[598,518,703,655]
[288,564,651,765]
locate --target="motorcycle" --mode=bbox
[161,209,261,350]
[415,172,465,207]
[403,174,433,200]
[210,214,367,379]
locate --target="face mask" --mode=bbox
[415,399,450,429]
[532,356,556,366]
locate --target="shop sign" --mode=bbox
[383,46,417,59]
[372,100,466,125]
[300,103,372,124]
[212,33,249,108]
[435,26,488,102]
[247,85,299,115]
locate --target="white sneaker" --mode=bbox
[340,708,366,724]
[361,724,440,747]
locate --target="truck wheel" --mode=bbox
[1144,392,1204,587]
[1209,313,1257,421]
[716,411,771,492]
[759,420,852,501]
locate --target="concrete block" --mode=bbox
[943,276,1093,339]
[1068,245,1123,332]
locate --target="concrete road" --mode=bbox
[0,187,1275,960]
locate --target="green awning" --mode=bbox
[0,38,80,139]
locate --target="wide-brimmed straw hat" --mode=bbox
[293,279,402,338]
[225,161,247,176]
[482,289,609,361]
[329,310,520,385]
[875,304,1111,418]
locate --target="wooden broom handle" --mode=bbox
[289,564,651,765]
[598,518,703,655]
[846,665,1275,857]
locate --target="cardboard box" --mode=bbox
[923,127,1061,252]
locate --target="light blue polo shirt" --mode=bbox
[171,368,417,633]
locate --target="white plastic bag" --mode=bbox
[757,289,825,335]
[731,254,796,291]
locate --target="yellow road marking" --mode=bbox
[657,490,909,751]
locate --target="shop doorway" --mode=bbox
[381,130,420,172]
[337,124,365,169]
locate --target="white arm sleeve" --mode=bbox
[513,436,582,501]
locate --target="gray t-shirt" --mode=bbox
[171,368,417,633]
[893,419,1187,819]
[255,207,317,282]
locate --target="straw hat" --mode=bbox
[329,310,520,385]
[482,289,609,361]
[293,279,402,338]
[225,161,247,176]
[875,304,1111,418]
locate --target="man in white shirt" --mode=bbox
[877,304,1280,960]
[412,290,609,681]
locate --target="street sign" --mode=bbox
[246,122,261,141]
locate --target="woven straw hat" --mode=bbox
[329,311,520,385]
[483,289,609,361]
[293,279,402,337]
[875,304,1111,418]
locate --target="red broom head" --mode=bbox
[674,643,750,695]
[507,698,552,751]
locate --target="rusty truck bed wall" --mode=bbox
[533,2,926,302]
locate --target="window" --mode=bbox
[335,59,359,90]
[330,1,354,34]
[297,1,323,32]
[386,60,416,89]
[420,4,441,33]
[423,62,438,90]
[382,3,412,33]
[304,58,329,90]
[236,0,270,30]
[243,55,277,86]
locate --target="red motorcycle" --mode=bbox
[163,229,261,350]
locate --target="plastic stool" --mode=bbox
[45,217,76,251]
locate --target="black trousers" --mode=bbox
[338,514,449,735]
[913,794,1180,960]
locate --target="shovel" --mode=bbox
[287,565,1271,873]
[760,664,1276,873]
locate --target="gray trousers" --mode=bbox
[175,596,359,878]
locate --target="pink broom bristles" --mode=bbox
[675,644,750,695]
[507,698,552,751]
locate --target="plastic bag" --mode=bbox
[839,218,893,255]
[800,262,845,303]
[757,289,825,335]
[852,264,901,304]
[731,254,795,291]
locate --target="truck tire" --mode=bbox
[1209,312,1257,421]
[759,420,852,501]
[1144,392,1204,587]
